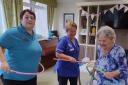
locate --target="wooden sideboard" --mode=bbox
[39,38,58,71]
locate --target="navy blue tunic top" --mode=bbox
[56,36,80,77]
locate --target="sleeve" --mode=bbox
[116,48,127,79]
[0,30,13,49]
[56,37,66,54]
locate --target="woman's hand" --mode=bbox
[103,71,119,79]
[0,47,10,72]
[56,53,77,63]
[69,57,77,63]
[0,61,10,72]
[104,72,114,79]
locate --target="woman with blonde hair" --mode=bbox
[55,21,80,85]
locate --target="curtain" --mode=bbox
[32,0,57,7]
[48,7,55,29]
[0,0,7,35]
[32,0,57,30]
[14,0,23,26]
[3,0,14,28]
[3,0,23,28]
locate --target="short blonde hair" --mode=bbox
[97,26,116,43]
[65,21,77,32]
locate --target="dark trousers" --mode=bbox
[1,76,37,85]
[58,75,78,85]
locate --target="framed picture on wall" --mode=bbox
[63,13,74,28]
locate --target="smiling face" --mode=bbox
[21,12,35,30]
[97,26,116,51]
[66,21,77,39]
[67,27,77,39]
[98,35,113,51]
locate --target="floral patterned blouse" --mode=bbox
[96,44,127,85]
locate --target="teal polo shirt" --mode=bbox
[0,25,42,80]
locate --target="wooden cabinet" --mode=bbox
[39,38,58,70]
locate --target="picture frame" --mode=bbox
[63,13,74,28]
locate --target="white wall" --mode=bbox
[54,0,89,37]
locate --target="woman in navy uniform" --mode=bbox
[55,21,80,85]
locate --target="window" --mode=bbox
[0,0,7,35]
[23,0,48,38]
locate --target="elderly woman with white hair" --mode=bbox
[95,26,127,85]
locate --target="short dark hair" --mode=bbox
[20,9,36,20]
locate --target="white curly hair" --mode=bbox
[97,26,116,43]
